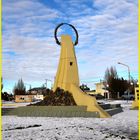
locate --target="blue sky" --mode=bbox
[2,0,138,93]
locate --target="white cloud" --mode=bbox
[2,0,138,91]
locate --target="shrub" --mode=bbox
[30,88,77,106]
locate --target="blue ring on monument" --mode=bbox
[54,23,79,46]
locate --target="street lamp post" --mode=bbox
[118,62,131,102]
[106,84,109,99]
[118,62,130,83]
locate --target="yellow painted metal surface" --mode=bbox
[53,35,79,91]
[132,87,139,109]
[53,35,110,118]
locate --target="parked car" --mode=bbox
[121,92,135,100]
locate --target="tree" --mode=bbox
[80,84,90,91]
[2,92,14,101]
[13,78,26,95]
[104,66,118,83]
[104,66,129,98]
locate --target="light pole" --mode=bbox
[106,84,109,99]
[118,62,131,102]
[118,62,130,83]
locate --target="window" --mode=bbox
[20,97,24,100]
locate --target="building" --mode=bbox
[95,82,106,95]
[15,94,44,103]
[15,95,33,103]
[15,87,45,103]
[85,82,110,99]
[95,82,110,99]
[32,94,44,101]
[86,90,96,95]
[28,87,46,95]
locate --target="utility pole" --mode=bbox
[45,79,52,89]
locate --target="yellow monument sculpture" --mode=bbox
[53,23,110,118]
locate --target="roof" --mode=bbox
[28,87,46,91]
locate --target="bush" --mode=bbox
[2,92,14,101]
[30,88,77,106]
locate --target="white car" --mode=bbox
[121,92,135,100]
